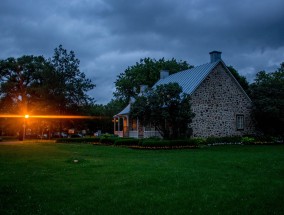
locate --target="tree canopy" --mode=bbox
[227,66,250,94]
[0,55,49,114]
[0,45,95,115]
[114,57,192,102]
[47,45,95,114]
[250,63,284,137]
[130,83,195,139]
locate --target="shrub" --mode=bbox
[241,137,255,144]
[206,136,242,145]
[169,140,190,147]
[56,137,100,143]
[139,140,171,147]
[138,138,201,148]
[99,137,118,145]
[114,138,140,146]
[189,138,206,145]
[144,136,162,141]
[56,138,73,143]
[242,135,283,145]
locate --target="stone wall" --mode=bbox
[191,63,254,137]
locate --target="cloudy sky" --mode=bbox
[1,0,284,104]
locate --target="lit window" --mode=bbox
[236,114,244,130]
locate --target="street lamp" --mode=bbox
[23,114,29,140]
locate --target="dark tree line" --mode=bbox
[250,63,284,137]
[1,48,283,138]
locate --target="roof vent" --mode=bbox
[160,70,169,79]
[209,51,222,63]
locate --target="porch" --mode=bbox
[113,115,161,138]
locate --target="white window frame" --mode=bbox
[236,114,244,130]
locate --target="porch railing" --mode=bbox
[144,131,161,138]
[114,131,124,137]
[129,131,138,138]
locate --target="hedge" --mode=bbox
[206,136,242,145]
[139,140,171,147]
[99,137,118,145]
[56,137,100,143]
[114,138,140,146]
[139,139,199,148]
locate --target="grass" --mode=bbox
[0,142,283,215]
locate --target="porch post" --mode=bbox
[113,116,117,133]
[125,116,129,137]
[118,117,120,132]
[138,118,144,138]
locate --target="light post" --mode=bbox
[23,114,29,140]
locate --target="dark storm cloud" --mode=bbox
[0,0,284,104]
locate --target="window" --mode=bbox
[236,114,244,130]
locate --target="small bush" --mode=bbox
[189,138,206,145]
[241,137,255,144]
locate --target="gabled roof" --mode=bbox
[115,103,130,116]
[154,60,220,94]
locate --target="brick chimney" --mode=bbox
[209,51,222,63]
[160,70,169,79]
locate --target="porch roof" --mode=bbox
[114,103,130,117]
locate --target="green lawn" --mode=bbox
[0,142,283,215]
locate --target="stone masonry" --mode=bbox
[190,63,254,137]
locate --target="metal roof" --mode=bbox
[114,103,130,116]
[154,60,220,94]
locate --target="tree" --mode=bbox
[114,57,192,102]
[0,55,49,114]
[250,63,284,137]
[46,45,95,114]
[130,83,195,139]
[0,46,96,137]
[227,66,250,94]
[0,46,95,115]
[87,99,127,133]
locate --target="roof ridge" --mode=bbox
[166,60,219,78]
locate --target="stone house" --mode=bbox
[114,51,255,138]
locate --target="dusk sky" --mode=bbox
[1,0,283,104]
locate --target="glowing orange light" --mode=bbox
[0,114,107,119]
